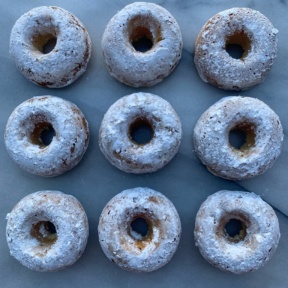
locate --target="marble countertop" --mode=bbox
[1,0,288,287]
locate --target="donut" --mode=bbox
[194,190,280,274]
[6,190,89,272]
[98,187,181,272]
[101,2,182,87]
[99,92,182,173]
[9,6,92,88]
[194,8,278,90]
[4,95,89,177]
[193,96,283,180]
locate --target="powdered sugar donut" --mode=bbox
[98,187,181,272]
[10,6,91,88]
[194,8,278,90]
[4,96,89,177]
[194,190,280,274]
[101,2,182,87]
[193,96,283,180]
[99,92,182,173]
[6,190,89,272]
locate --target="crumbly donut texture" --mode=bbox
[99,92,182,173]
[6,191,89,272]
[4,96,89,177]
[101,2,182,87]
[10,6,91,88]
[194,8,278,90]
[98,187,181,272]
[193,96,283,180]
[194,190,280,274]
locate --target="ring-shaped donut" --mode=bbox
[101,2,182,87]
[9,6,92,88]
[4,96,89,177]
[6,190,89,272]
[99,92,182,173]
[98,187,181,272]
[194,190,280,274]
[194,8,278,90]
[193,96,283,180]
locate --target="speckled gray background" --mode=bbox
[1,0,288,287]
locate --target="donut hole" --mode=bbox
[30,122,56,148]
[129,214,153,246]
[219,214,249,243]
[129,117,154,145]
[128,16,163,53]
[30,221,57,245]
[130,217,150,238]
[225,31,251,60]
[131,27,153,52]
[32,33,57,54]
[229,122,256,151]
[224,219,247,242]
[43,37,57,54]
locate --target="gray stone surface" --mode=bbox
[1,0,287,287]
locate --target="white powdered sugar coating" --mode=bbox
[9,6,92,88]
[194,8,278,90]
[101,2,182,87]
[193,96,283,180]
[6,191,89,272]
[99,92,182,173]
[194,190,280,274]
[4,96,89,177]
[98,187,181,272]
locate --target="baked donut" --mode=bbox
[194,190,280,274]
[193,96,283,180]
[194,8,278,90]
[4,95,89,177]
[9,6,91,88]
[99,92,182,173]
[6,190,89,272]
[101,2,182,87]
[98,187,181,272]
